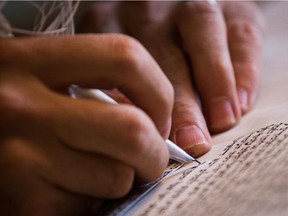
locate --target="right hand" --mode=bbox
[0,34,173,215]
[79,1,264,157]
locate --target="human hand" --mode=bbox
[80,1,264,157]
[0,35,173,214]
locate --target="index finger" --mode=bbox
[2,35,174,137]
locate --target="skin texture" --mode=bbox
[0,1,264,215]
[79,1,265,157]
[0,35,173,215]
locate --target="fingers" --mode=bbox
[49,94,169,182]
[141,40,212,157]
[177,2,241,133]
[0,138,98,215]
[0,104,166,201]
[0,69,169,208]
[2,35,174,138]
[0,69,169,185]
[110,1,212,157]
[42,138,136,198]
[221,2,265,113]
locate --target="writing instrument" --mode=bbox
[69,85,199,164]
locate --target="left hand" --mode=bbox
[79,1,265,157]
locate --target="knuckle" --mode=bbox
[210,60,233,78]
[178,1,219,21]
[188,1,219,14]
[107,165,134,198]
[0,75,49,131]
[174,100,201,119]
[245,62,259,77]
[225,3,265,40]
[172,100,204,127]
[228,20,263,44]
[112,35,148,73]
[0,85,20,128]
[236,62,260,91]
[242,2,265,31]
[0,81,35,130]
[240,61,259,77]
[0,139,37,173]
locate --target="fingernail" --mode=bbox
[209,97,236,132]
[237,88,248,113]
[175,125,209,156]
